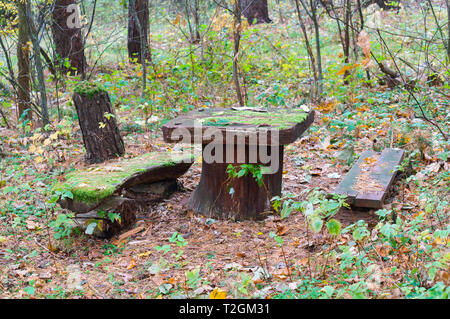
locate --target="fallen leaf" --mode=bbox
[276,225,288,236]
[210,288,227,299]
[127,258,137,270]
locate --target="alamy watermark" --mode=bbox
[169,123,281,174]
[66,4,81,29]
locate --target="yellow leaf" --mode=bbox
[29,145,36,153]
[50,132,59,140]
[137,251,152,258]
[43,138,51,146]
[210,288,227,299]
[31,133,42,141]
[34,156,44,164]
[336,63,359,76]
[127,259,137,270]
[434,237,447,245]
[173,13,181,25]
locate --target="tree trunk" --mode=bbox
[51,0,87,76]
[16,1,32,122]
[294,0,318,98]
[447,0,450,62]
[72,86,125,164]
[128,0,149,63]
[310,0,323,96]
[240,0,272,25]
[25,1,49,126]
[343,0,351,84]
[189,144,284,220]
[232,0,245,106]
[362,0,401,10]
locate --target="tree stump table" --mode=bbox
[162,107,314,220]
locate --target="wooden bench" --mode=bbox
[332,148,405,209]
[54,151,194,237]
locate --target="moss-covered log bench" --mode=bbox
[54,151,194,238]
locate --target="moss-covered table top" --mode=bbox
[54,151,194,211]
[162,108,315,145]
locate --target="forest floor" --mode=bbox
[0,4,449,299]
[0,91,448,299]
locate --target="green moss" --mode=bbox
[74,81,107,98]
[199,108,308,129]
[54,152,194,204]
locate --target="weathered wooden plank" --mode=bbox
[333,148,405,209]
[333,150,378,203]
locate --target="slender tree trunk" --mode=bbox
[310,0,323,96]
[447,0,450,62]
[128,0,149,64]
[343,0,351,84]
[184,0,200,43]
[25,1,49,126]
[294,0,318,98]
[233,0,245,106]
[16,1,32,122]
[276,0,285,23]
[129,0,148,97]
[51,0,87,76]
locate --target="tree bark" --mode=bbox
[51,0,87,76]
[72,89,125,164]
[16,1,32,122]
[128,0,150,64]
[189,144,284,220]
[25,1,49,125]
[447,0,450,62]
[240,0,272,25]
[232,0,245,106]
[310,0,323,96]
[294,0,318,98]
[362,0,401,10]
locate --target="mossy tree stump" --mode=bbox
[73,82,125,164]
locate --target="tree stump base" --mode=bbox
[73,82,125,164]
[189,144,284,220]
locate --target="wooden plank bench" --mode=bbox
[53,151,194,238]
[332,148,405,209]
